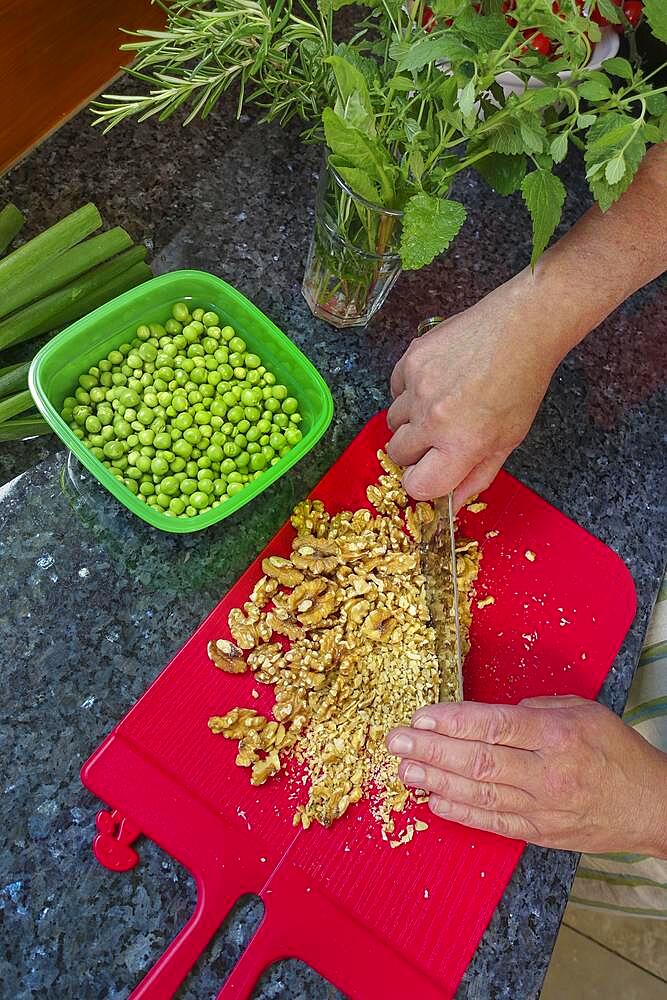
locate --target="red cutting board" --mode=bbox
[81,411,636,1000]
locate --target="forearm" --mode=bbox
[503,143,667,366]
[638,746,667,859]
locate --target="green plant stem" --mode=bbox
[0,415,51,441]
[0,360,30,399]
[0,252,151,353]
[0,228,135,320]
[0,203,102,290]
[0,203,25,255]
[0,389,33,424]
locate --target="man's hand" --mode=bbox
[386,696,667,856]
[386,279,561,507]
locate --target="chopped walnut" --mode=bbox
[206,449,480,838]
[207,639,247,673]
[261,556,304,588]
[524,550,537,562]
[466,502,487,514]
[477,596,495,608]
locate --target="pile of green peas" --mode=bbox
[61,302,303,518]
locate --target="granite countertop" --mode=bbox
[1,82,665,1000]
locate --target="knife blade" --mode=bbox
[420,492,464,703]
[414,316,464,703]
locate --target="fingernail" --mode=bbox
[430,795,448,815]
[413,715,436,730]
[388,733,414,755]
[404,764,426,784]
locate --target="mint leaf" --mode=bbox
[644,0,667,43]
[646,92,667,116]
[400,194,467,270]
[605,154,626,184]
[520,118,546,154]
[328,159,381,204]
[458,79,476,119]
[521,169,566,267]
[487,120,525,155]
[392,33,475,72]
[528,87,561,110]
[577,113,597,128]
[585,112,646,211]
[389,76,414,92]
[454,9,509,51]
[596,0,622,23]
[601,56,633,79]
[550,133,568,164]
[475,153,527,195]
[578,80,612,103]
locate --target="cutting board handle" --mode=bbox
[129,873,234,999]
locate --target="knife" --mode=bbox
[415,317,464,703]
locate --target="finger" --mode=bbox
[428,795,538,841]
[410,700,550,750]
[390,356,407,399]
[386,392,411,432]
[452,451,506,513]
[399,758,535,813]
[385,422,431,469]
[387,727,539,787]
[402,447,474,502]
[520,695,588,709]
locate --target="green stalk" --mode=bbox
[0,389,33,424]
[0,360,30,399]
[0,203,25,255]
[0,247,149,353]
[0,203,102,291]
[0,414,51,441]
[0,227,134,320]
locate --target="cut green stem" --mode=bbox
[0,203,25,255]
[0,246,149,353]
[0,227,134,320]
[0,414,51,441]
[0,360,30,399]
[0,203,102,292]
[0,388,33,424]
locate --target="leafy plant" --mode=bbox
[94,0,667,278]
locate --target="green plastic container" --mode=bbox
[29,270,334,533]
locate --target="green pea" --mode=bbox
[75,387,91,405]
[236,451,250,469]
[136,324,151,341]
[285,427,302,446]
[272,384,288,401]
[270,432,286,450]
[282,396,298,415]
[85,415,102,434]
[221,458,237,474]
[172,302,190,323]
[227,405,244,424]
[138,429,155,446]
[250,452,267,471]
[139,342,158,363]
[273,412,289,429]
[136,455,152,473]
[265,397,280,414]
[151,456,169,477]
[137,406,154,426]
[257,418,272,435]
[183,427,201,446]
[245,353,261,370]
[165,318,183,335]
[244,406,261,423]
[190,490,208,510]
[173,438,193,459]
[108,350,124,365]
[114,418,132,439]
[79,373,98,391]
[221,325,235,341]
[227,482,244,496]
[223,441,240,458]
[161,476,180,497]
[202,311,219,327]
[103,440,125,461]
[262,445,276,462]
[169,497,186,515]
[228,336,246,353]
[206,444,224,463]
[180,478,197,497]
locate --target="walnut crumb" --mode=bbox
[467,502,487,514]
[477,596,495,609]
[524,549,536,562]
[485,529,499,538]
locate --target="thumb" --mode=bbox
[402,447,473,502]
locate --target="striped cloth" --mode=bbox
[570,575,667,918]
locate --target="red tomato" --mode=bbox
[502,0,517,26]
[422,5,436,32]
[623,1,643,26]
[522,29,553,56]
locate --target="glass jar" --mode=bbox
[302,157,403,329]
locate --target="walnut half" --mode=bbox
[207,639,247,673]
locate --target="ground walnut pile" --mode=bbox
[208,451,480,833]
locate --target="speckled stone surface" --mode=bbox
[0,80,665,1000]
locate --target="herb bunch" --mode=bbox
[94,0,667,269]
